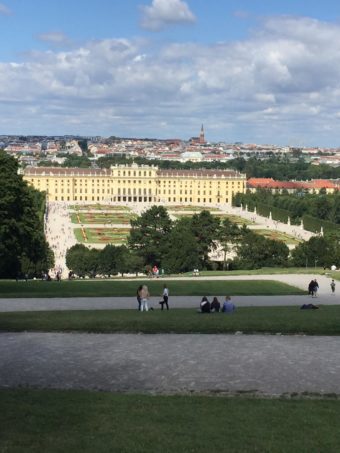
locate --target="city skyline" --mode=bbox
[2,1,340,146]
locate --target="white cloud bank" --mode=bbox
[140,0,196,31]
[1,16,340,145]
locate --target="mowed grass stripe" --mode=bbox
[0,280,304,298]
[1,306,339,335]
[1,389,340,453]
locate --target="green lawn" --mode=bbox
[74,227,130,244]
[0,279,304,298]
[1,306,338,335]
[71,212,136,224]
[173,213,253,225]
[252,229,302,245]
[167,205,220,212]
[185,267,327,276]
[70,204,131,211]
[1,389,340,453]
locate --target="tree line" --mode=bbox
[37,152,340,181]
[97,155,340,180]
[234,189,340,225]
[0,151,54,278]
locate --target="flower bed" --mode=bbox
[74,228,130,244]
[71,212,136,224]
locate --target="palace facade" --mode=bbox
[23,164,246,204]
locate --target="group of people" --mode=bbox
[308,279,319,297]
[199,296,235,314]
[136,284,169,312]
[135,285,236,314]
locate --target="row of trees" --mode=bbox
[234,189,340,224]
[0,151,54,278]
[66,244,144,278]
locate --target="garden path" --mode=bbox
[1,332,340,395]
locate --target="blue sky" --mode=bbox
[2,0,340,145]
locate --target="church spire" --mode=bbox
[199,124,205,144]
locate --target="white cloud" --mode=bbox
[0,2,11,15]
[36,32,71,46]
[140,0,196,31]
[2,16,340,145]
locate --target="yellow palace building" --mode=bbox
[23,163,246,205]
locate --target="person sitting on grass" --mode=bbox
[199,296,211,313]
[210,297,221,313]
[300,303,319,310]
[222,296,235,313]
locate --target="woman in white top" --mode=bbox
[161,284,169,310]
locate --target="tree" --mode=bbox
[78,139,88,154]
[115,245,131,277]
[98,244,118,276]
[291,236,340,268]
[87,249,100,277]
[128,206,172,266]
[66,244,90,277]
[0,150,53,277]
[190,211,220,268]
[235,232,289,269]
[125,250,144,276]
[218,218,242,270]
[161,218,200,273]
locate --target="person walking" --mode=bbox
[312,279,319,298]
[136,285,143,311]
[140,285,150,312]
[331,279,336,294]
[160,284,169,310]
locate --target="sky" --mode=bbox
[2,1,340,146]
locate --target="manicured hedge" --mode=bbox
[302,215,339,234]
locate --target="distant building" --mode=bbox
[247,177,338,194]
[190,124,206,145]
[23,163,246,205]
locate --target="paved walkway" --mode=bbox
[1,274,337,312]
[1,332,340,395]
[0,294,338,312]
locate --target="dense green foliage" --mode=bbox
[128,206,173,266]
[235,230,290,269]
[38,155,92,168]
[0,151,54,278]
[291,236,340,268]
[66,244,143,278]
[234,189,340,235]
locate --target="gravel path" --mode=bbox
[0,274,337,312]
[2,332,340,396]
[0,294,338,312]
